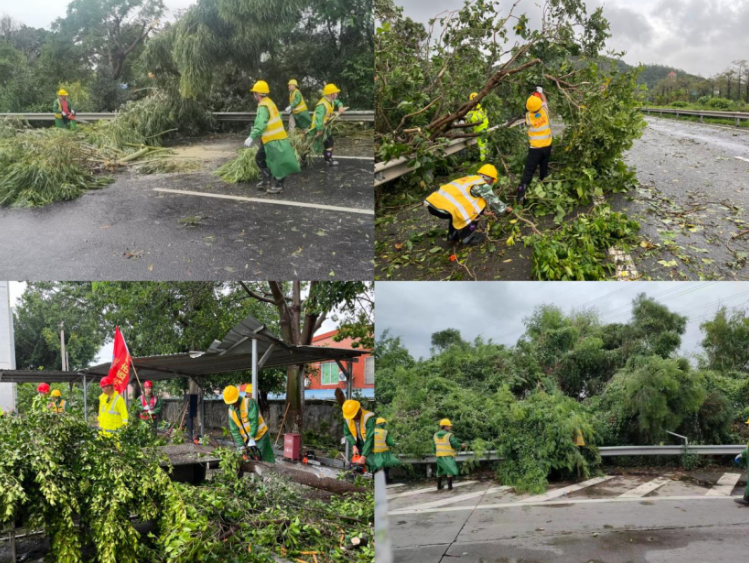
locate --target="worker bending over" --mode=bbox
[53,89,77,129]
[48,389,67,414]
[466,93,489,162]
[425,164,512,246]
[98,376,128,437]
[308,84,345,166]
[373,417,402,482]
[433,418,466,490]
[517,87,552,205]
[342,399,375,472]
[735,417,749,506]
[138,380,162,434]
[285,79,312,130]
[224,385,275,462]
[245,80,301,194]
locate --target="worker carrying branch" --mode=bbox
[224,384,275,463]
[53,89,77,130]
[373,417,402,483]
[517,86,552,205]
[245,80,301,194]
[433,418,467,491]
[308,83,346,166]
[285,79,312,131]
[342,399,376,472]
[48,389,67,414]
[98,376,128,437]
[466,92,489,162]
[424,164,512,246]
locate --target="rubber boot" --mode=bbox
[266,177,284,194]
[734,496,749,506]
[516,184,527,206]
[447,477,453,490]
[437,477,443,491]
[324,150,339,166]
[257,167,271,190]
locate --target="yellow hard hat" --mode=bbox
[376,417,387,424]
[323,83,341,96]
[342,399,361,419]
[223,385,240,404]
[58,89,69,96]
[526,95,543,113]
[439,418,452,427]
[288,79,298,86]
[251,80,270,94]
[469,92,478,100]
[477,164,498,181]
[745,417,749,425]
[51,389,62,397]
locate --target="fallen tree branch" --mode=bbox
[733,229,749,240]
[240,461,368,495]
[395,97,442,134]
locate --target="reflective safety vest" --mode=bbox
[467,105,489,133]
[48,399,66,414]
[434,432,456,457]
[98,392,128,434]
[526,105,552,148]
[229,397,268,442]
[310,97,334,130]
[425,176,487,230]
[258,97,288,144]
[289,89,308,114]
[140,394,158,420]
[347,408,374,442]
[373,428,389,453]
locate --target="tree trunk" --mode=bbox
[241,460,367,495]
[285,365,303,434]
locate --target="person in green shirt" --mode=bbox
[466,92,489,162]
[223,384,275,463]
[342,399,376,472]
[308,83,346,166]
[137,380,162,434]
[373,418,402,482]
[734,417,749,506]
[285,79,312,131]
[244,80,301,194]
[53,89,77,129]
[433,418,466,490]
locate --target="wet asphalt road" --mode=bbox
[616,117,749,280]
[0,136,374,281]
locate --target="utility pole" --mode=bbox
[60,321,67,371]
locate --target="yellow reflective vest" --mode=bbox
[526,104,552,148]
[258,97,288,144]
[434,432,456,457]
[374,428,389,453]
[347,408,374,441]
[229,397,269,441]
[310,97,334,130]
[425,176,488,230]
[467,105,489,133]
[289,89,308,114]
[98,392,128,434]
[48,399,66,414]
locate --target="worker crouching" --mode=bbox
[425,164,512,246]
[245,80,301,194]
[224,385,275,462]
[342,399,376,472]
[373,417,402,483]
[433,419,466,490]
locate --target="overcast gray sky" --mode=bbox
[2,0,197,29]
[396,0,749,77]
[376,281,749,360]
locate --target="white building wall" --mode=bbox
[0,281,17,412]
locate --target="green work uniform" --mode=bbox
[344,413,376,472]
[53,97,76,129]
[250,105,301,180]
[289,90,312,130]
[308,98,344,154]
[228,399,275,463]
[740,446,749,497]
[373,423,403,470]
[471,182,507,215]
[466,105,489,161]
[433,430,462,477]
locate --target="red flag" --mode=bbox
[108,326,131,395]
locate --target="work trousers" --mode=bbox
[427,205,482,241]
[255,143,268,169]
[520,145,552,186]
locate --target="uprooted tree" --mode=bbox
[375,0,647,280]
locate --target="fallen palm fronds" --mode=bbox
[136,158,203,174]
[215,147,260,183]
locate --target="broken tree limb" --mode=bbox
[240,461,368,495]
[394,97,442,134]
[732,229,749,240]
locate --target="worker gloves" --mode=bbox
[284,106,292,113]
[536,86,543,93]
[248,438,256,447]
[244,136,256,148]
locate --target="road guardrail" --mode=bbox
[0,110,374,123]
[641,107,749,126]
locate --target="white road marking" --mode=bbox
[519,476,615,503]
[387,480,478,500]
[706,473,742,497]
[389,494,739,516]
[317,155,375,161]
[735,156,749,163]
[386,483,405,489]
[153,188,374,215]
[619,476,671,498]
[404,486,512,511]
